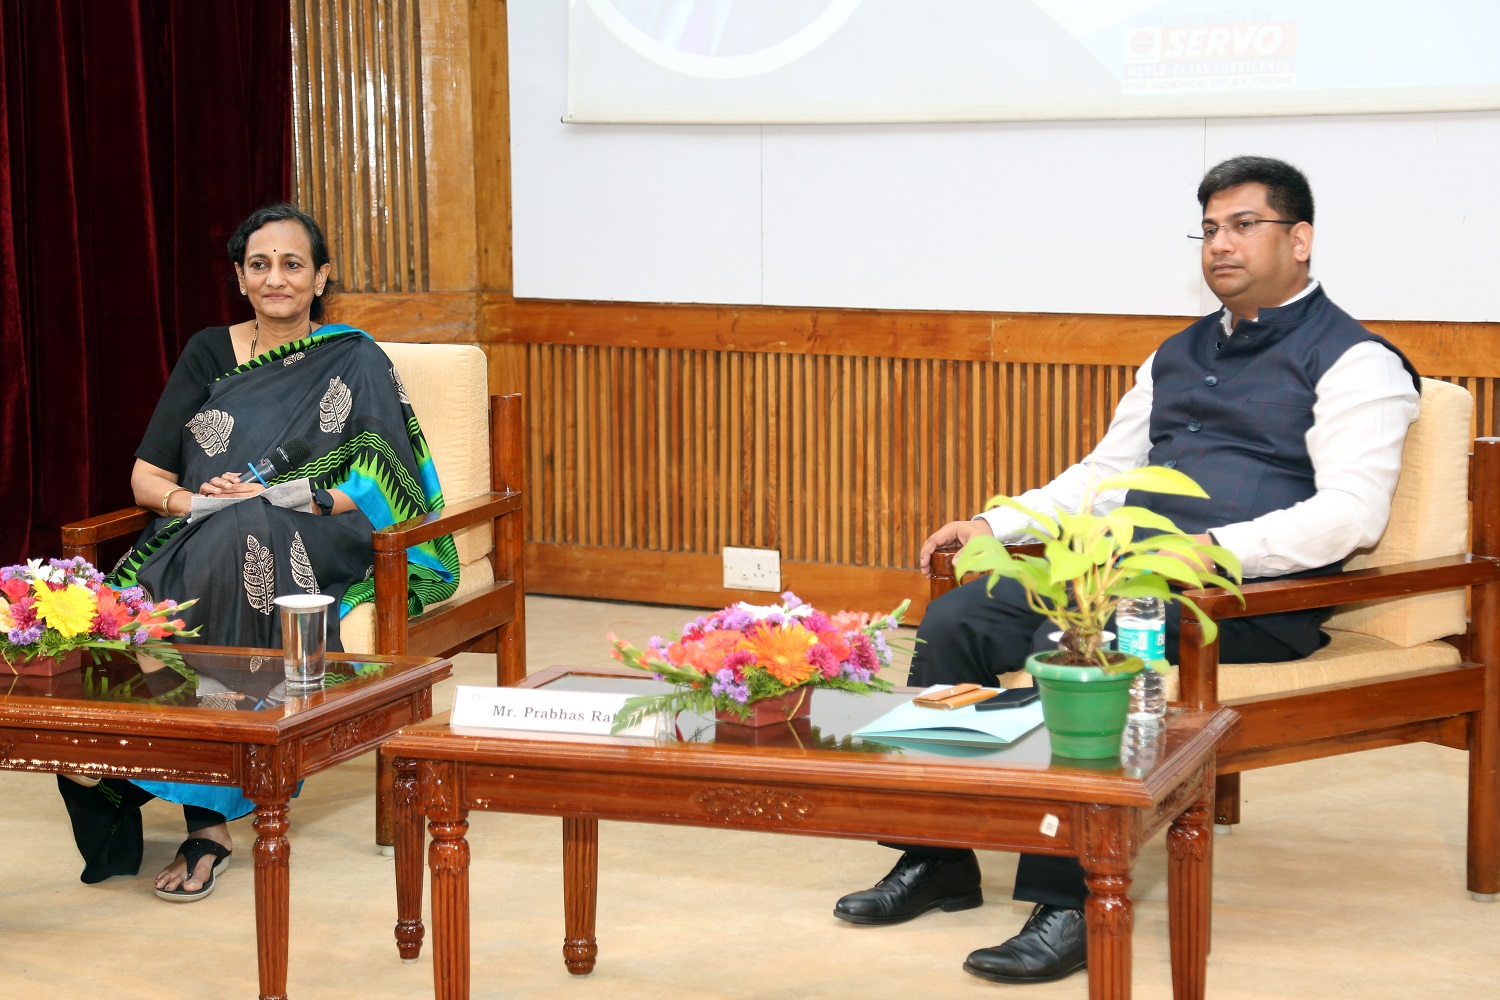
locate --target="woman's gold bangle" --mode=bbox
[161,486,189,516]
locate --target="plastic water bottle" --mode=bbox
[1117,596,1167,720]
[1120,717,1163,772]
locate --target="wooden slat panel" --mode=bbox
[517,343,1135,572]
[291,0,427,293]
[416,0,476,290]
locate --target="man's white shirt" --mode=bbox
[974,281,1421,579]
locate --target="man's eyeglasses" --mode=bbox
[1189,218,1297,243]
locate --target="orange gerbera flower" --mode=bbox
[740,623,818,685]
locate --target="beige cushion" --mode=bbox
[1324,378,1472,647]
[377,342,493,568]
[1162,628,1463,701]
[335,343,494,655]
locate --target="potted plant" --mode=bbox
[953,467,1243,758]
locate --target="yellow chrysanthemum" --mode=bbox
[31,583,99,638]
[740,623,818,686]
[0,597,12,631]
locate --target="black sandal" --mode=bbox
[154,837,232,902]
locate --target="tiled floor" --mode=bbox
[3,595,1498,998]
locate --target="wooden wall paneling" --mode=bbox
[674,349,689,553]
[634,345,648,548]
[581,346,596,545]
[403,0,430,291]
[544,344,559,542]
[333,0,363,286]
[293,0,428,295]
[469,0,511,293]
[324,292,474,340]
[607,346,623,549]
[646,348,662,551]
[759,352,773,551]
[565,346,581,544]
[417,0,477,290]
[486,296,1500,374]
[344,3,373,286]
[851,355,868,568]
[290,3,319,225]
[776,352,793,562]
[485,342,527,396]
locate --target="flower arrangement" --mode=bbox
[608,592,910,733]
[0,558,200,673]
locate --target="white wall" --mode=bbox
[511,2,1500,321]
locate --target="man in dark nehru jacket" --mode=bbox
[832,156,1422,985]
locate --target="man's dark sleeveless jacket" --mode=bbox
[1125,286,1420,652]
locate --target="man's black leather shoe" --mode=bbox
[963,904,1088,983]
[833,852,983,925]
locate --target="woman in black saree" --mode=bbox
[56,204,458,901]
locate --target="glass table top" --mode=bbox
[528,671,1180,776]
[2,647,412,714]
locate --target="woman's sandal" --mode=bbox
[154,837,232,902]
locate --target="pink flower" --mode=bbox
[848,633,880,673]
[92,612,122,640]
[723,649,755,676]
[808,643,840,679]
[8,596,37,630]
[0,577,29,602]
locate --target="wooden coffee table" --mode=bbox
[0,644,451,1000]
[385,665,1238,1000]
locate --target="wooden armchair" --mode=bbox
[931,378,1500,900]
[62,342,526,847]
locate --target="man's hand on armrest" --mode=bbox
[919,519,995,577]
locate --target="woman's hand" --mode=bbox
[199,471,265,498]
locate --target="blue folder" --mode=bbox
[854,685,1044,748]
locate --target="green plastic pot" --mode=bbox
[1024,651,1140,759]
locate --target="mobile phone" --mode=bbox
[974,687,1039,710]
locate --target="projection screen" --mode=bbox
[566,0,1500,124]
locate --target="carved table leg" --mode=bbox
[1082,804,1136,1000]
[392,755,425,962]
[252,799,292,1000]
[1168,781,1214,999]
[376,750,396,848]
[563,816,600,975]
[426,760,470,1000]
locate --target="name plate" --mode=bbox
[449,685,654,737]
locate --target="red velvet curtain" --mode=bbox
[0,0,289,566]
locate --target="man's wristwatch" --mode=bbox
[312,488,335,516]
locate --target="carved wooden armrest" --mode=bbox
[928,542,1044,581]
[369,491,523,553]
[1182,553,1500,621]
[61,506,155,562]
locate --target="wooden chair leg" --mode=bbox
[1213,772,1241,829]
[1468,699,1499,898]
[498,619,524,686]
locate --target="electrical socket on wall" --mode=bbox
[722,546,781,592]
